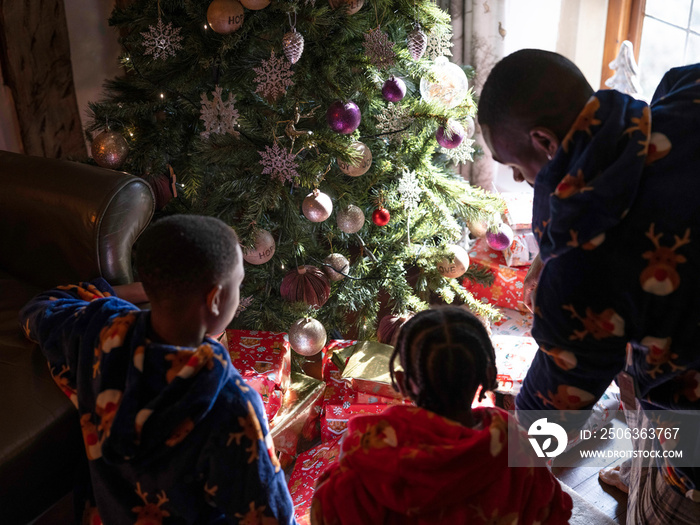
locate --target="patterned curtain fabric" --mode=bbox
[439,0,507,191]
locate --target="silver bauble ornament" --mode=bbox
[289,317,327,356]
[437,245,470,279]
[91,130,129,170]
[302,189,333,222]
[242,229,276,264]
[407,25,427,60]
[323,253,350,282]
[336,204,365,234]
[282,29,304,64]
[337,141,372,177]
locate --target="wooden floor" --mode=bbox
[552,415,630,524]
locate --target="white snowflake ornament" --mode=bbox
[200,86,240,139]
[374,103,414,144]
[398,169,422,210]
[441,138,475,165]
[253,51,295,102]
[259,142,299,183]
[363,28,396,69]
[425,25,453,60]
[141,18,184,60]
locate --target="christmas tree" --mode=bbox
[86,0,505,350]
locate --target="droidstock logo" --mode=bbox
[527,418,568,458]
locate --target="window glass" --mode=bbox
[690,1,700,33]
[638,17,687,99]
[645,0,691,28]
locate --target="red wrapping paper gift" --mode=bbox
[226,330,292,391]
[321,340,358,406]
[270,372,326,457]
[321,403,390,443]
[244,375,283,422]
[463,238,528,311]
[288,437,342,525]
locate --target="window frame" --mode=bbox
[601,0,647,89]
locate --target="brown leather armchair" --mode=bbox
[0,150,154,524]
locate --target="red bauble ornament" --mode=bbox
[280,265,331,307]
[372,207,391,226]
[377,313,413,345]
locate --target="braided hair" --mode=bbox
[389,306,497,416]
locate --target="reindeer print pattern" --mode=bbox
[640,224,691,296]
[561,96,601,153]
[562,305,625,341]
[19,278,296,522]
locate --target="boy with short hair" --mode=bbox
[21,214,296,524]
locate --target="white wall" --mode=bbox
[494,0,608,194]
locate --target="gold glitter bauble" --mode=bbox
[302,189,333,223]
[323,253,350,282]
[336,204,365,234]
[91,131,129,170]
[289,317,327,356]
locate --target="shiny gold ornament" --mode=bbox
[302,189,333,222]
[207,0,244,34]
[288,317,327,356]
[91,130,129,170]
[323,253,350,282]
[336,204,365,234]
[239,0,270,9]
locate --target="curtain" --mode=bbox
[437,0,508,191]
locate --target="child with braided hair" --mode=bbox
[311,306,572,524]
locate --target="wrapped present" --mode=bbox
[490,307,533,337]
[244,375,283,421]
[491,335,539,396]
[501,191,534,232]
[321,340,359,406]
[463,238,528,310]
[321,403,390,443]
[341,341,403,400]
[355,391,414,406]
[270,371,326,457]
[226,329,292,391]
[287,437,342,525]
[503,231,539,267]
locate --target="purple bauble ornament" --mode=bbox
[486,223,514,251]
[381,76,406,102]
[436,120,465,149]
[327,100,361,134]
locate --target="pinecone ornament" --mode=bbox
[282,29,304,64]
[407,25,427,60]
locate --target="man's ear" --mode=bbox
[206,284,223,317]
[529,127,559,159]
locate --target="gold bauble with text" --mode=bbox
[207,0,245,34]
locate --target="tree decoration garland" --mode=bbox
[253,51,295,102]
[259,142,299,183]
[363,27,396,69]
[200,86,240,138]
[280,265,331,307]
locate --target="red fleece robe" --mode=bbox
[311,405,572,525]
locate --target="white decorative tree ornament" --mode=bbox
[259,142,299,183]
[605,40,642,96]
[200,86,240,138]
[374,103,414,144]
[398,169,422,210]
[253,51,295,102]
[141,18,184,60]
[441,138,475,165]
[425,25,453,60]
